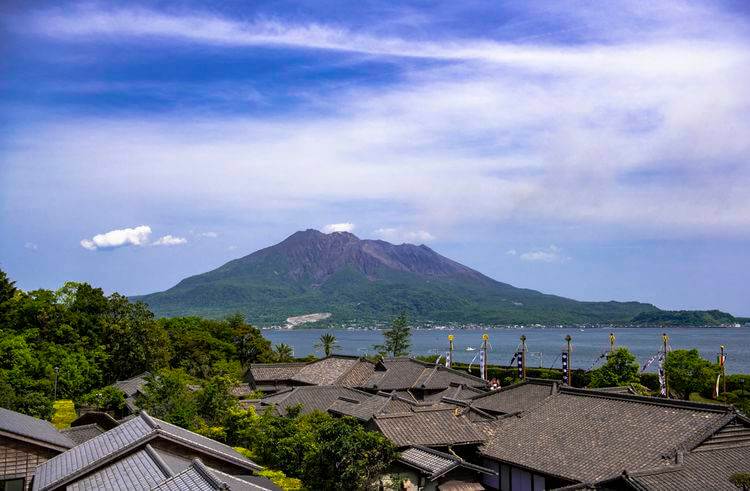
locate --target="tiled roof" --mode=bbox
[291,356,362,385]
[247,363,306,383]
[112,372,151,397]
[374,407,486,448]
[624,441,750,491]
[61,423,106,445]
[230,383,255,398]
[469,379,556,415]
[398,446,497,480]
[32,411,261,491]
[423,384,487,403]
[67,446,169,491]
[479,387,734,483]
[71,411,120,431]
[151,459,275,491]
[364,358,487,392]
[0,406,75,451]
[257,386,372,416]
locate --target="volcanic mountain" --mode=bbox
[134,229,658,325]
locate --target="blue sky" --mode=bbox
[1,1,749,315]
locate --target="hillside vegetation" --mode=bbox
[134,229,658,325]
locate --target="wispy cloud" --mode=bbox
[323,222,355,233]
[374,228,435,243]
[520,245,570,263]
[24,242,38,251]
[80,225,152,251]
[199,231,218,238]
[152,235,187,246]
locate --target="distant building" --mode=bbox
[0,407,75,491]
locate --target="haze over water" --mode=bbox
[265,327,750,374]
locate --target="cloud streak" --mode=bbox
[520,245,569,263]
[323,223,355,233]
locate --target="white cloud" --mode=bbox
[199,231,218,238]
[152,235,187,246]
[80,225,152,251]
[520,245,570,263]
[506,249,517,256]
[374,228,435,243]
[24,242,38,251]
[8,3,750,241]
[323,222,355,233]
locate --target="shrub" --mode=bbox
[52,400,76,429]
[258,469,304,491]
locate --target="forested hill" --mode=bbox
[630,309,741,327]
[133,229,659,325]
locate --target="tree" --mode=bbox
[664,349,718,400]
[136,369,198,429]
[79,386,127,414]
[589,348,640,388]
[228,313,275,366]
[302,416,397,490]
[374,313,411,357]
[0,269,18,326]
[275,343,294,362]
[315,332,339,357]
[730,473,750,490]
[196,375,238,425]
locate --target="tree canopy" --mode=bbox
[589,347,640,388]
[664,349,719,400]
[374,312,411,357]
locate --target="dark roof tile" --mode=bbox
[0,407,75,450]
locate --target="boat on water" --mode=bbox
[465,347,476,351]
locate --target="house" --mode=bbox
[0,407,75,491]
[31,410,277,491]
[251,385,373,416]
[558,417,750,490]
[478,387,747,491]
[468,378,558,417]
[389,446,497,491]
[245,355,379,393]
[111,372,151,414]
[246,355,488,399]
[61,411,120,445]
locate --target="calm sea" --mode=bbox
[263,326,750,374]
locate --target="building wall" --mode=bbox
[0,436,58,491]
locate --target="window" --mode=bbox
[1,478,25,491]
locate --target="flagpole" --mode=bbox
[482,333,489,380]
[520,335,527,380]
[609,332,615,353]
[661,332,669,399]
[721,345,726,398]
[565,335,572,387]
[447,334,454,369]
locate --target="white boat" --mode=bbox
[465,347,476,352]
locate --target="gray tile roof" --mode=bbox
[624,442,750,491]
[423,384,487,403]
[469,379,556,415]
[247,363,306,383]
[0,406,75,451]
[112,372,151,397]
[257,386,372,416]
[67,446,169,491]
[479,387,735,483]
[150,459,275,491]
[61,423,106,445]
[374,406,486,448]
[364,358,487,392]
[32,411,261,491]
[71,411,120,431]
[398,446,497,480]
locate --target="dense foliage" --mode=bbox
[664,349,720,400]
[0,268,276,419]
[631,309,738,326]
[589,348,641,388]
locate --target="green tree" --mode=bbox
[136,369,199,429]
[196,375,238,425]
[374,313,411,357]
[315,332,339,357]
[0,269,18,326]
[730,473,750,490]
[664,349,719,400]
[275,343,294,362]
[302,416,397,490]
[228,313,275,367]
[589,348,640,388]
[79,386,127,414]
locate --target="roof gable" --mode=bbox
[0,407,75,451]
[32,411,261,491]
[479,388,734,483]
[469,379,556,415]
[374,407,485,448]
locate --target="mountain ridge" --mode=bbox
[133,229,659,325]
